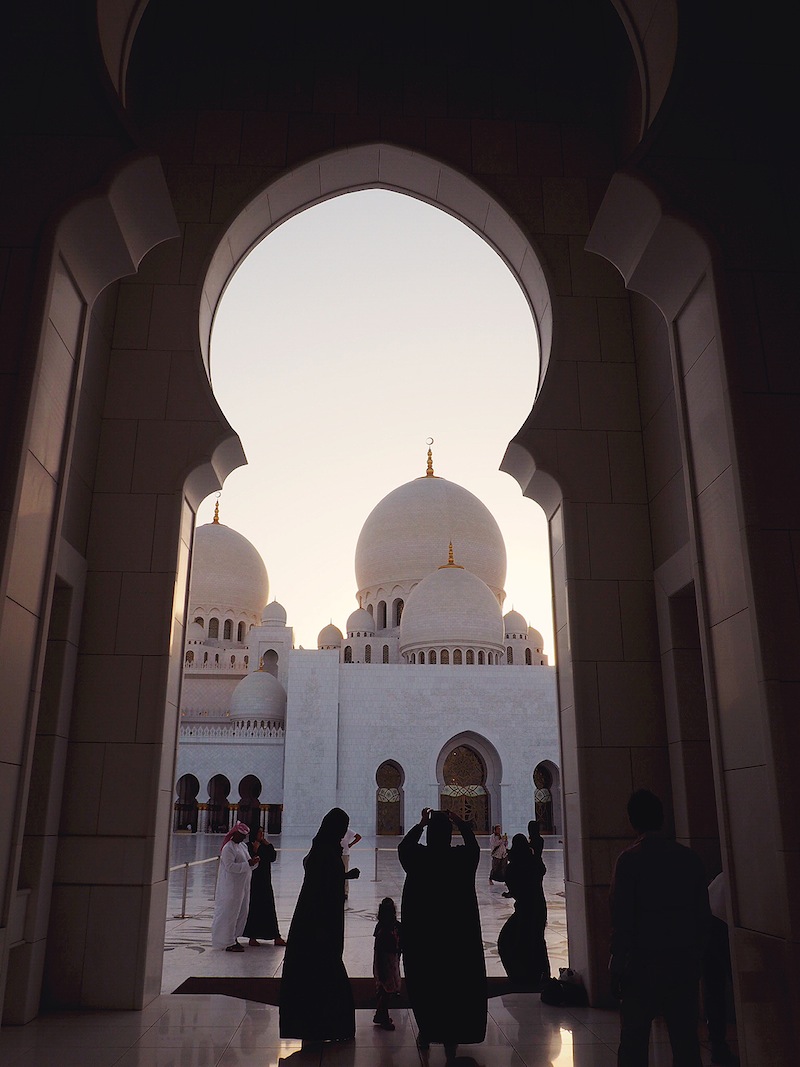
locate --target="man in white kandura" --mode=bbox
[211,821,259,952]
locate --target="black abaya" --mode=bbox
[399,819,487,1046]
[242,840,280,940]
[279,810,355,1041]
[497,842,549,984]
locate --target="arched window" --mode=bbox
[367,603,374,616]
[262,649,278,676]
[237,621,245,642]
[393,598,404,626]
[185,650,194,665]
[214,654,219,664]
[478,650,484,664]
[203,652,208,664]
[344,645,352,663]
[507,645,513,664]
[383,644,389,663]
[429,650,436,665]
[365,644,372,663]
[441,649,450,665]
[525,648,532,665]
[194,616,204,627]
[466,649,474,665]
[208,617,219,639]
[453,649,462,665]
[419,650,426,664]
[230,655,235,666]
[223,619,233,641]
[244,655,249,666]
[377,601,387,629]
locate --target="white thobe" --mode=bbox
[211,841,253,948]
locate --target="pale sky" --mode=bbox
[199,190,555,657]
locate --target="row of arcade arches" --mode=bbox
[173,773,282,835]
[175,748,560,838]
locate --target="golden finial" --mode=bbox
[439,541,464,569]
[425,437,436,478]
[213,496,220,524]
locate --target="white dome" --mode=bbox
[187,621,206,643]
[355,475,507,599]
[262,600,287,625]
[190,521,268,618]
[399,561,504,652]
[318,623,343,648]
[504,610,528,637]
[230,670,286,720]
[528,626,544,651]
[346,608,376,635]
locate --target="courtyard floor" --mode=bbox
[0,833,734,1066]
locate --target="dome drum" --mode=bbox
[402,643,504,665]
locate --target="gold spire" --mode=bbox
[439,541,464,569]
[213,498,220,524]
[424,437,438,478]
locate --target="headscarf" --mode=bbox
[310,807,349,855]
[508,833,535,868]
[426,810,453,850]
[220,820,249,852]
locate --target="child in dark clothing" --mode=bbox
[373,897,402,1031]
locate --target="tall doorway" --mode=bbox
[440,745,490,831]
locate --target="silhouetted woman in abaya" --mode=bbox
[497,833,550,985]
[399,808,486,1061]
[279,807,360,1042]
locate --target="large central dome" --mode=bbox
[355,473,507,599]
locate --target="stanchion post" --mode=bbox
[372,846,379,882]
[177,862,189,919]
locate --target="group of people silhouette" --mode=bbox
[211,791,733,1066]
[272,806,550,1061]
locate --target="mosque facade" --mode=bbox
[174,455,561,839]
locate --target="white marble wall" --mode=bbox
[279,660,560,840]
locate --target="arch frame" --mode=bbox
[436,731,504,832]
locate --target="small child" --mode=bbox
[373,896,402,1031]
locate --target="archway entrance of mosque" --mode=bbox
[207,774,231,833]
[236,775,262,833]
[533,762,556,834]
[173,774,199,833]
[376,760,404,835]
[440,745,490,832]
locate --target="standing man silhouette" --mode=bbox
[609,790,711,1067]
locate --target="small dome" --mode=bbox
[262,600,287,625]
[187,622,206,643]
[400,560,504,652]
[318,623,344,649]
[190,521,268,619]
[230,670,287,720]
[504,610,528,637]
[346,608,376,635]
[528,626,544,651]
